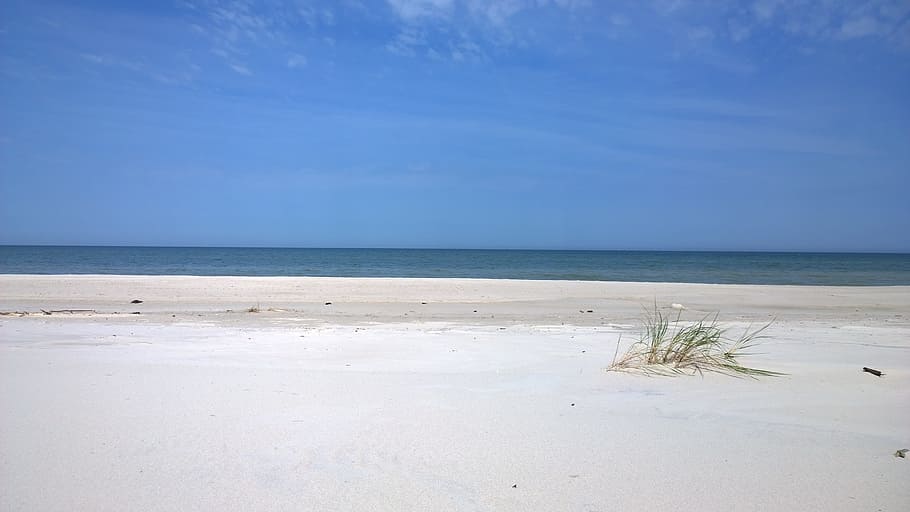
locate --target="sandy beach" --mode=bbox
[1,275,908,511]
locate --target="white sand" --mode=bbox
[1,276,908,511]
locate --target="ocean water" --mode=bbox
[1,246,909,285]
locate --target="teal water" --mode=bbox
[1,246,908,285]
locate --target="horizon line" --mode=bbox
[1,244,908,256]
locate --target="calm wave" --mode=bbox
[1,246,908,285]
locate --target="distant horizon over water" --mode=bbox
[1,246,909,286]
[5,244,910,253]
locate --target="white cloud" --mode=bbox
[467,0,524,25]
[385,28,486,63]
[751,0,780,21]
[387,0,455,21]
[79,52,145,72]
[79,51,196,85]
[550,0,591,8]
[652,0,688,16]
[697,47,756,75]
[388,0,585,25]
[383,0,590,61]
[727,18,751,42]
[183,0,310,70]
[229,62,252,75]
[386,27,427,57]
[385,21,488,62]
[449,33,485,62]
[839,16,883,39]
[687,26,714,42]
[322,9,336,26]
[610,14,630,27]
[426,47,443,60]
[80,53,107,65]
[891,17,910,48]
[719,0,910,49]
[287,53,307,68]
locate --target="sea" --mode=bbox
[1,246,909,286]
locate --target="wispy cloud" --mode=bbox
[287,53,307,69]
[181,0,318,72]
[725,0,910,48]
[80,52,146,75]
[640,0,910,52]
[382,0,590,61]
[610,14,631,27]
[385,24,487,62]
[229,62,252,75]
[687,26,714,42]
[839,16,885,39]
[751,0,780,21]
[727,17,751,42]
[386,26,427,57]
[170,0,910,75]
[379,0,907,72]
[448,32,486,62]
[79,50,198,85]
[651,0,688,17]
[387,0,454,21]
[80,53,108,65]
[466,0,526,26]
[626,0,910,75]
[387,0,590,25]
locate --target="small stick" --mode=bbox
[862,367,883,377]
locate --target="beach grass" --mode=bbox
[608,306,783,377]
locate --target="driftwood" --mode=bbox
[862,367,883,377]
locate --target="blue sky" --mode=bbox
[1,0,908,251]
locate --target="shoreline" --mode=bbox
[3,274,908,322]
[2,272,909,287]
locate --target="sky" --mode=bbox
[1,0,908,251]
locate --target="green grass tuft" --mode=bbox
[608,305,784,378]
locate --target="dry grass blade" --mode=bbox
[608,305,783,378]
